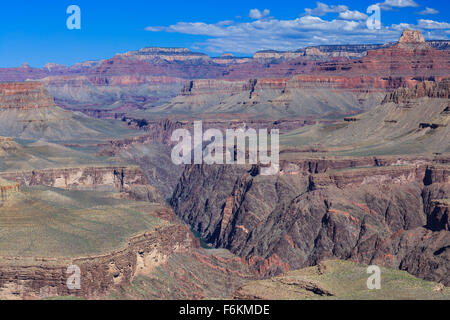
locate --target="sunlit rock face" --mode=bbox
[398,29,426,44]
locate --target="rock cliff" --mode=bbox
[171,158,449,285]
[0,82,55,110]
[383,79,450,104]
[0,166,163,202]
[0,222,197,299]
[117,47,211,64]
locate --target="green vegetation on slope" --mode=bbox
[0,186,167,258]
[234,260,449,300]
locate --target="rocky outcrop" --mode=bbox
[109,247,256,300]
[383,79,450,104]
[0,166,156,196]
[398,29,426,46]
[289,75,420,92]
[308,165,427,190]
[178,75,409,97]
[119,117,316,147]
[254,50,306,61]
[212,54,252,65]
[371,228,449,285]
[170,157,450,285]
[0,222,198,299]
[427,200,449,231]
[254,44,390,61]
[118,47,211,64]
[181,79,254,96]
[0,82,55,110]
[423,182,450,231]
[304,44,390,58]
[280,155,430,174]
[108,119,186,146]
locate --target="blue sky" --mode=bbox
[0,0,448,67]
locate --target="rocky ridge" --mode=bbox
[254,38,449,61]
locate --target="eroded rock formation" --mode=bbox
[0,82,55,110]
[0,166,163,202]
[171,157,450,285]
[0,222,197,299]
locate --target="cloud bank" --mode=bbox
[249,9,270,20]
[145,3,450,54]
[378,0,418,10]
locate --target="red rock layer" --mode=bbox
[0,82,55,110]
[313,41,450,78]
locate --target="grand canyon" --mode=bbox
[0,26,449,301]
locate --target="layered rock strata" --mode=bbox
[0,223,197,299]
[0,82,55,110]
[0,166,144,190]
[171,157,450,284]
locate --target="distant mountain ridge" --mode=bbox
[255,41,450,60]
[1,31,449,72]
[0,29,448,121]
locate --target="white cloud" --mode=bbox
[304,2,348,16]
[217,20,235,26]
[391,22,415,30]
[338,10,368,20]
[144,6,450,54]
[145,26,165,32]
[249,9,270,20]
[417,19,450,29]
[418,7,439,15]
[378,0,419,10]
